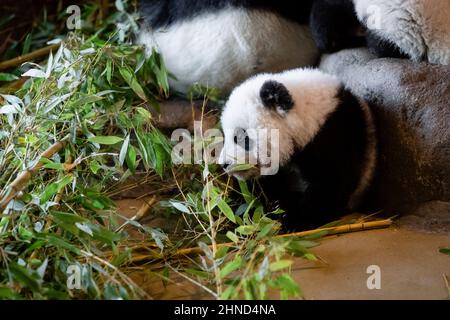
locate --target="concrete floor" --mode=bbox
[291,228,450,300]
[116,199,450,300]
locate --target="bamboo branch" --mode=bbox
[0,43,61,71]
[116,197,157,233]
[444,274,450,297]
[127,219,393,263]
[175,219,393,256]
[0,139,68,212]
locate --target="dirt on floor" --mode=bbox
[116,199,450,300]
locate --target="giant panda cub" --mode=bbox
[138,0,319,94]
[311,0,450,65]
[219,68,377,228]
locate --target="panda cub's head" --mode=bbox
[219,68,343,180]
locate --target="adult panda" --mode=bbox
[138,0,319,94]
[219,68,377,228]
[310,0,450,65]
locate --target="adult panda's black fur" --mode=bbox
[309,0,366,53]
[140,0,314,28]
[309,0,407,59]
[219,68,377,229]
[137,1,319,93]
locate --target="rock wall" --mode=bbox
[320,49,450,231]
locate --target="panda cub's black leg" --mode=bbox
[310,0,365,53]
[366,30,409,59]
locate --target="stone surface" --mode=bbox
[320,49,450,229]
[293,227,450,300]
[116,199,450,300]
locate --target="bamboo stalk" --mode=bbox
[175,219,393,256]
[0,43,61,71]
[127,219,393,263]
[116,197,157,233]
[133,197,157,221]
[0,139,68,212]
[444,274,450,297]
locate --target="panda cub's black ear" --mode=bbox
[260,80,294,114]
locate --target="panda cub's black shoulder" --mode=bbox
[140,0,314,28]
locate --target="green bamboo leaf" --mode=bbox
[119,66,147,101]
[269,260,293,272]
[119,135,130,165]
[228,164,254,173]
[219,256,242,279]
[273,274,301,297]
[52,211,87,224]
[18,226,33,241]
[40,183,59,204]
[0,72,19,82]
[40,158,65,171]
[226,231,239,244]
[217,199,236,223]
[256,223,275,240]
[126,145,137,174]
[239,180,254,204]
[185,269,209,279]
[235,225,255,235]
[170,201,190,214]
[106,59,112,84]
[36,234,81,255]
[0,287,22,299]
[220,286,236,300]
[88,136,123,145]
[89,160,101,174]
[136,107,152,120]
[9,263,41,292]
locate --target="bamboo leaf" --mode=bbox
[226,231,239,244]
[219,256,242,279]
[88,136,123,145]
[119,66,147,101]
[170,201,190,214]
[119,135,130,165]
[269,260,293,272]
[217,199,236,223]
[0,73,19,82]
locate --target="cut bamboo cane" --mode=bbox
[0,43,61,71]
[444,274,450,296]
[0,139,68,212]
[127,219,393,263]
[174,219,393,257]
[133,197,157,222]
[115,197,157,233]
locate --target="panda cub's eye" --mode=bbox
[234,129,252,151]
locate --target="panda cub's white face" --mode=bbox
[219,75,295,179]
[219,69,342,180]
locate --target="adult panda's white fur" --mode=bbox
[219,68,377,227]
[355,0,450,64]
[138,3,319,94]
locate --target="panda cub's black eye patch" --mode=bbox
[234,129,252,151]
[260,80,294,114]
